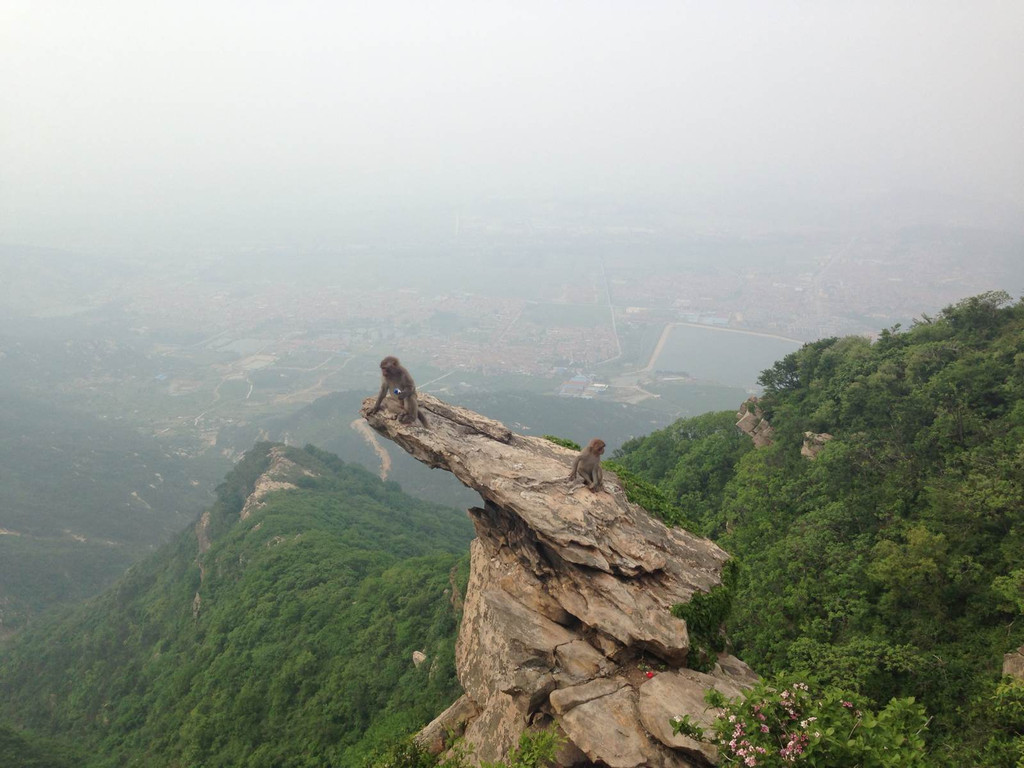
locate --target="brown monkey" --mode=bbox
[369,356,429,427]
[568,438,605,492]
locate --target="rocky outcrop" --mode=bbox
[801,431,834,460]
[363,394,756,766]
[1005,646,1024,681]
[239,446,314,520]
[735,398,774,448]
[738,400,832,459]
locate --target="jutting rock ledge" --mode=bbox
[362,394,757,767]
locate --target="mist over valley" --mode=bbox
[2,1,1023,764]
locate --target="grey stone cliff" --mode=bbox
[363,394,757,766]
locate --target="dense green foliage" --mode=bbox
[618,292,1024,764]
[984,678,1024,766]
[674,677,929,767]
[0,725,78,768]
[0,443,473,767]
[671,560,737,671]
[614,409,753,532]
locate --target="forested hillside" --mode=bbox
[0,391,230,632]
[615,291,1024,765]
[4,293,1022,766]
[0,443,473,767]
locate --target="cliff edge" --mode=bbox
[362,394,756,767]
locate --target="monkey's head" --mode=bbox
[588,438,606,456]
[380,356,401,374]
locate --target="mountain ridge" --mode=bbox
[0,442,473,766]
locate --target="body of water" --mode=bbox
[654,324,802,389]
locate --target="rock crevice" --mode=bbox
[363,395,756,766]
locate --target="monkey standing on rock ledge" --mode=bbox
[568,438,605,492]
[369,356,429,427]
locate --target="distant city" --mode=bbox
[1,223,1020,450]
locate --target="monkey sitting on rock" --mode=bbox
[567,438,605,492]
[369,356,429,427]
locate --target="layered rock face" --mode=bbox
[735,398,774,448]
[363,394,756,767]
[1006,646,1024,681]
[800,431,834,460]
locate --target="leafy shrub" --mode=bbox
[673,677,929,767]
[483,727,562,768]
[982,678,1024,767]
[672,559,737,670]
[604,460,696,528]
[542,435,581,451]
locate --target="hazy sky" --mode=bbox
[2,0,1023,251]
